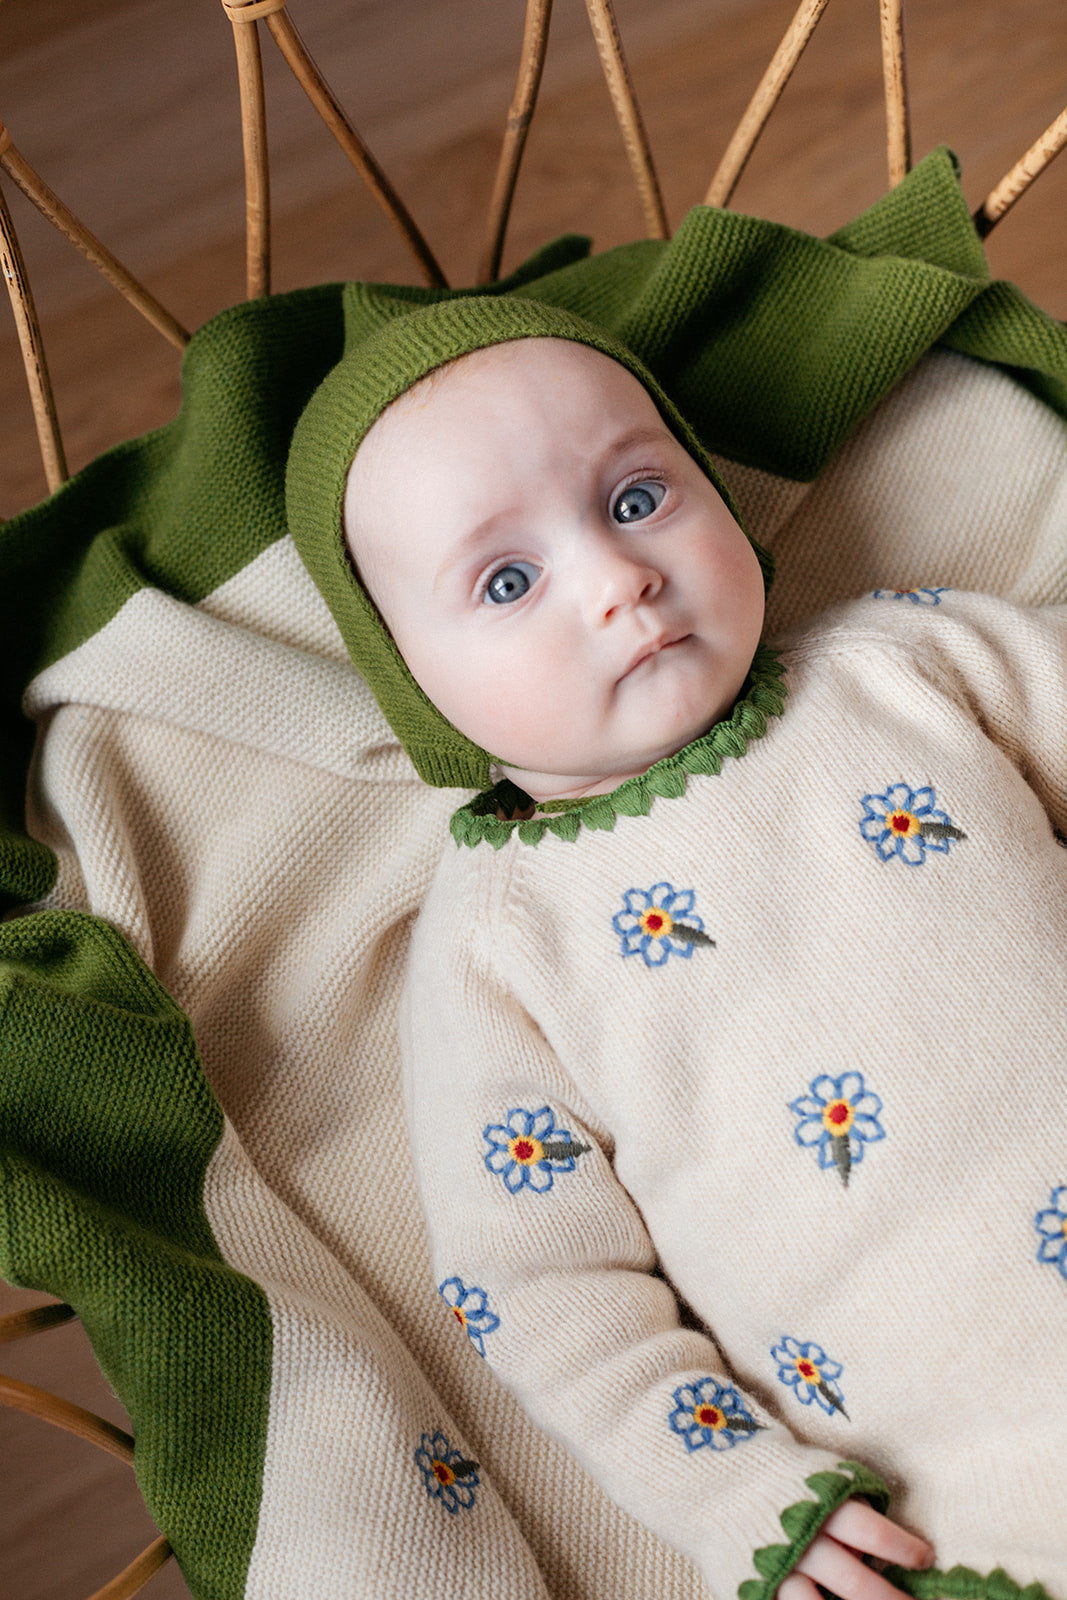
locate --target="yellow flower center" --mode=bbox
[509,1135,544,1166]
[821,1099,855,1135]
[795,1357,820,1384]
[640,908,674,939]
[432,1459,456,1487]
[452,1306,467,1329]
[694,1403,726,1431]
[887,808,919,837]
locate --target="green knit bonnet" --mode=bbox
[286,286,772,790]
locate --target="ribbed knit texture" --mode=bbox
[404,589,1067,1597]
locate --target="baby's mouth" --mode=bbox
[621,633,688,679]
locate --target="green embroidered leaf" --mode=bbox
[725,1416,763,1433]
[645,766,687,799]
[671,922,716,948]
[517,819,548,846]
[738,1582,764,1600]
[803,1469,849,1501]
[920,821,967,842]
[831,1134,851,1187]
[450,1459,480,1480]
[779,1501,823,1541]
[545,812,581,842]
[581,799,618,831]
[540,1140,591,1162]
[818,1380,848,1418]
[683,745,722,777]
[611,782,653,817]
[450,812,474,846]
[736,705,767,738]
[752,1542,791,1579]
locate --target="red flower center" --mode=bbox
[513,1139,535,1162]
[890,811,911,833]
[798,1361,817,1379]
[645,913,664,932]
[826,1101,850,1126]
[433,1461,453,1485]
[697,1405,723,1428]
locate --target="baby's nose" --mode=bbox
[593,550,663,621]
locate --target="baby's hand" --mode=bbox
[777,1501,934,1600]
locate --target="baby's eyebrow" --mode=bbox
[434,514,516,590]
[606,425,673,459]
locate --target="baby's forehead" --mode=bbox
[351,336,647,474]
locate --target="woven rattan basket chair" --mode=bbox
[1,4,1065,1598]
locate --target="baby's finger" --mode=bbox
[777,1572,826,1600]
[822,1502,934,1568]
[794,1534,916,1600]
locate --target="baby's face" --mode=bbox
[345,338,765,800]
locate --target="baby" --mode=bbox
[287,294,1067,1600]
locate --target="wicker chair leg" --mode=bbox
[975,104,1067,235]
[0,173,67,495]
[584,0,668,239]
[479,0,554,285]
[703,0,831,209]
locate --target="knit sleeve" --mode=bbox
[901,593,1067,833]
[400,864,889,1600]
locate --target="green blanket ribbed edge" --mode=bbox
[0,910,272,1599]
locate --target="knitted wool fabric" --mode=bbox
[284,291,772,790]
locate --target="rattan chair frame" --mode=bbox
[0,0,1064,503]
[0,1301,175,1599]
[0,4,1064,1591]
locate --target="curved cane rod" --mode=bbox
[0,119,188,350]
[0,174,68,493]
[0,1301,77,1344]
[704,0,831,209]
[479,0,554,285]
[222,0,272,299]
[0,1372,135,1462]
[583,0,667,240]
[974,104,1067,237]
[879,0,911,187]
[262,5,447,288]
[87,1535,175,1600]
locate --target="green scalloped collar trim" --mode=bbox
[738,1459,890,1600]
[883,1563,1055,1600]
[450,643,786,849]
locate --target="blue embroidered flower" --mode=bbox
[771,1337,848,1418]
[1035,1186,1067,1280]
[613,882,715,966]
[789,1071,885,1187]
[439,1278,500,1357]
[669,1379,762,1452]
[483,1106,590,1194]
[859,783,966,864]
[872,587,949,605]
[415,1431,480,1513]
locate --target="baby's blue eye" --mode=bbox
[484,561,540,604]
[612,481,665,523]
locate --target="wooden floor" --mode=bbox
[0,1,1064,1594]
